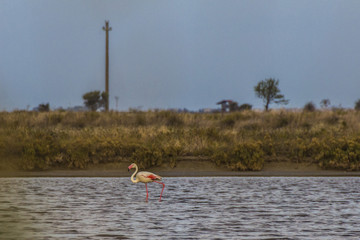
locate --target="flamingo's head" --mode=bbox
[128,163,136,171]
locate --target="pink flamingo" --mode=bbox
[128,163,165,202]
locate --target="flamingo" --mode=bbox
[128,163,165,202]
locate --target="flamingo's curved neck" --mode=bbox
[131,164,140,183]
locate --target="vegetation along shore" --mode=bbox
[1,109,360,175]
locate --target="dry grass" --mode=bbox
[1,109,360,171]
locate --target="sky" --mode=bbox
[1,0,360,111]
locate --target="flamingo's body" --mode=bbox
[128,163,165,202]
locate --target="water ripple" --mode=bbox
[0,177,359,239]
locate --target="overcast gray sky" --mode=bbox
[1,0,360,111]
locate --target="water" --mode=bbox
[0,177,359,240]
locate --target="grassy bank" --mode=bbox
[1,110,360,171]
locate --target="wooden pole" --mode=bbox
[102,21,112,111]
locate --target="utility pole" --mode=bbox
[102,20,112,111]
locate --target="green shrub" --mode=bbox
[355,99,360,111]
[63,139,93,169]
[131,145,163,169]
[303,102,316,112]
[315,137,360,171]
[21,129,60,170]
[261,134,276,157]
[238,103,252,111]
[230,142,264,171]
[212,142,264,171]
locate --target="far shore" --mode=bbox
[1,160,360,177]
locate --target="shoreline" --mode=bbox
[1,161,360,177]
[1,170,360,178]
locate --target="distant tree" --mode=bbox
[355,99,360,111]
[320,99,331,109]
[38,103,50,112]
[254,78,289,111]
[238,103,252,111]
[303,102,316,112]
[101,91,109,111]
[82,91,107,111]
[229,101,239,112]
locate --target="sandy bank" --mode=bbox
[1,160,360,177]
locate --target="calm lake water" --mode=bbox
[0,177,359,240]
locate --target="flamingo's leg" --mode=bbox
[145,183,149,202]
[153,181,165,202]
